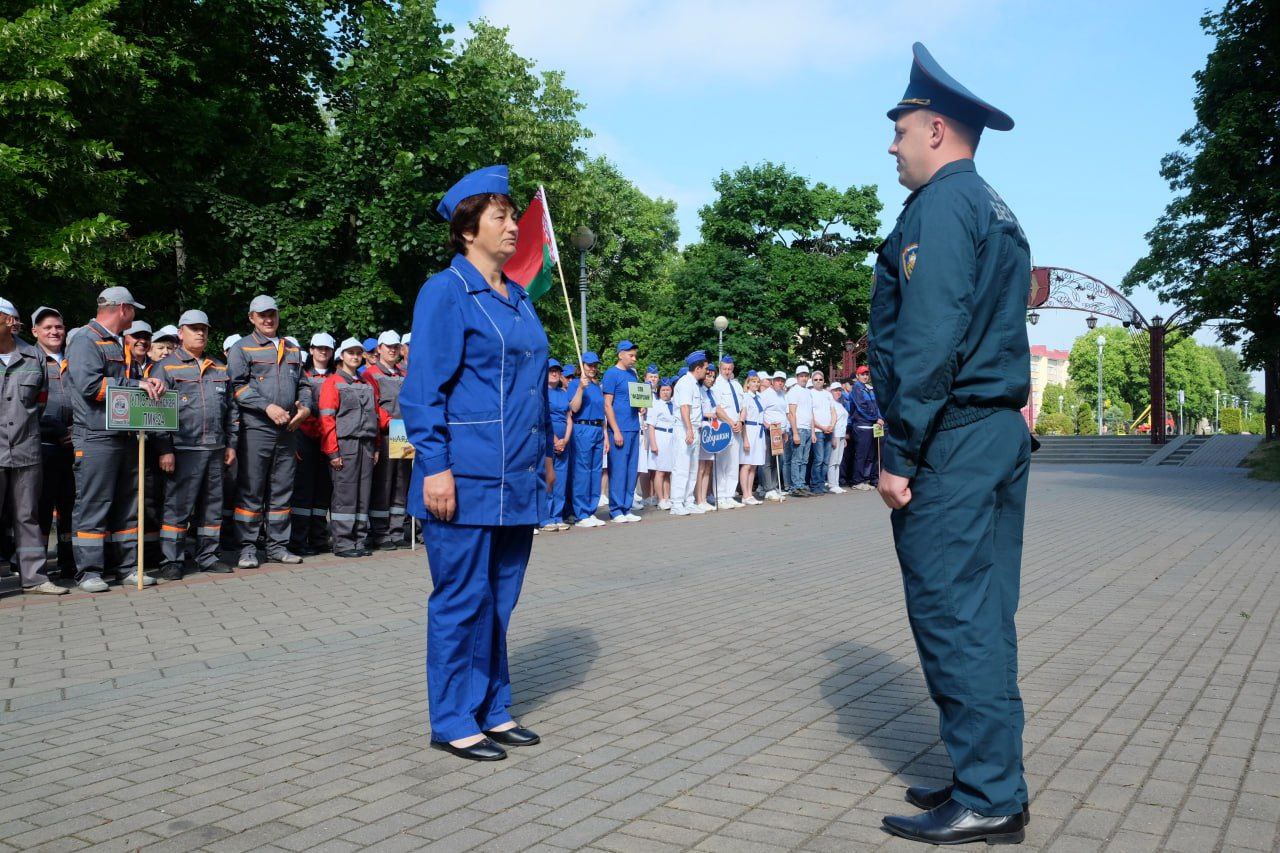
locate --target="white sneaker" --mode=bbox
[670,504,690,516]
[624,514,642,522]
[696,502,715,513]
[78,574,109,593]
[26,581,68,595]
[728,498,745,508]
[589,516,607,527]
[855,482,874,491]
[611,515,630,524]
[575,518,597,529]
[764,490,781,501]
[687,503,707,514]
[829,485,846,494]
[743,496,762,506]
[556,522,571,531]
[533,527,540,535]
[658,499,672,510]
[121,572,156,587]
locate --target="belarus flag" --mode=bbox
[504,186,560,302]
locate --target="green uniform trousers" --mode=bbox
[890,408,1030,816]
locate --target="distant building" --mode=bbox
[1025,345,1071,428]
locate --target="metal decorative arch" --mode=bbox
[1028,267,1147,328]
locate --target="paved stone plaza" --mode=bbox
[2,464,1278,852]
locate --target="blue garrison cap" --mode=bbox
[677,366,689,378]
[746,370,757,377]
[436,165,510,222]
[581,351,601,365]
[362,337,377,352]
[888,43,1013,132]
[684,350,708,368]
[616,339,637,353]
[661,377,676,387]
[646,363,659,374]
[721,354,735,364]
[547,358,562,370]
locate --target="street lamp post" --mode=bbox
[1058,394,1064,414]
[1214,389,1220,433]
[713,316,729,361]
[571,226,595,353]
[1097,335,1106,435]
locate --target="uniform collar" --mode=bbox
[451,254,527,303]
[88,319,118,341]
[904,157,976,205]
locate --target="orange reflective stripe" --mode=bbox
[95,378,108,401]
[276,340,284,364]
[75,450,84,458]
[161,524,187,532]
[234,385,250,398]
[267,508,291,516]
[94,340,115,347]
[76,531,106,539]
[112,527,138,535]
[234,507,262,518]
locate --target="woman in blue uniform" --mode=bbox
[568,352,606,528]
[400,165,554,762]
[541,359,572,532]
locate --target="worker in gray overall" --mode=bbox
[365,330,410,549]
[31,306,76,579]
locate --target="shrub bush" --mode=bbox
[1220,407,1243,434]
[1034,412,1073,435]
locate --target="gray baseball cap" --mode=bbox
[178,309,209,327]
[31,305,61,325]
[98,286,144,309]
[124,320,153,337]
[249,294,278,313]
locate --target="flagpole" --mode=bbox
[539,186,585,370]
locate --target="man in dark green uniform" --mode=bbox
[869,43,1033,846]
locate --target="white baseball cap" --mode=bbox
[337,337,364,354]
[795,364,810,375]
[0,297,18,319]
[377,330,401,346]
[785,377,797,388]
[248,294,278,313]
[401,332,412,345]
[772,370,787,380]
[153,324,180,342]
[310,332,335,349]
[222,333,242,351]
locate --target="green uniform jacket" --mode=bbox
[868,158,1032,479]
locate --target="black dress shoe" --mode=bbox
[155,564,183,582]
[906,784,1030,826]
[334,549,361,558]
[484,725,541,747]
[429,737,507,761]
[355,547,373,557]
[202,562,235,574]
[883,799,1025,845]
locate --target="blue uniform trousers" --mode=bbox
[606,430,639,518]
[808,431,831,493]
[544,446,569,526]
[570,424,604,518]
[851,425,879,485]
[890,409,1030,816]
[425,518,533,742]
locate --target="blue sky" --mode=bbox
[438,1,1257,388]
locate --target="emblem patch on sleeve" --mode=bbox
[902,243,918,282]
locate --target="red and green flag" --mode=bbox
[504,185,560,301]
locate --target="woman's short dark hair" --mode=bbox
[449,193,517,256]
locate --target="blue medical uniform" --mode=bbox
[569,377,605,518]
[400,254,552,743]
[544,385,571,526]
[601,365,640,518]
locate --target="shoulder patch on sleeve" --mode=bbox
[902,243,918,282]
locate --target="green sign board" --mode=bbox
[872,423,884,438]
[628,381,654,409]
[106,386,179,431]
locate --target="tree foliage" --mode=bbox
[1123,0,1279,439]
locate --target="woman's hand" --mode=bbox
[424,469,457,521]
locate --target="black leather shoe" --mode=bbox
[429,737,507,761]
[355,547,373,556]
[906,785,1031,826]
[155,564,183,581]
[202,562,235,574]
[883,799,1025,845]
[334,549,361,558]
[484,725,541,747]
[374,540,398,551]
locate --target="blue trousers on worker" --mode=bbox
[852,425,879,486]
[424,518,533,743]
[544,445,569,526]
[808,432,831,493]
[606,430,639,518]
[788,429,812,491]
[570,424,604,519]
[890,409,1030,816]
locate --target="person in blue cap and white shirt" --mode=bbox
[601,340,643,523]
[567,351,606,528]
[400,165,552,762]
[711,355,745,509]
[540,359,572,531]
[870,43,1032,845]
[668,351,708,515]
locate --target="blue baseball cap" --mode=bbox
[437,165,510,221]
[746,370,757,377]
[888,43,1013,132]
[564,364,576,377]
[547,358,562,370]
[616,339,637,353]
[684,350,707,368]
[581,351,600,365]
[362,337,377,352]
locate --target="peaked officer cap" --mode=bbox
[720,354,735,364]
[437,165,510,222]
[888,42,1013,132]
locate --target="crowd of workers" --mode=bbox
[0,287,882,596]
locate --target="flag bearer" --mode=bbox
[568,351,605,528]
[0,298,64,594]
[153,311,238,579]
[872,43,1031,845]
[366,330,410,549]
[227,295,311,568]
[32,306,76,578]
[601,340,642,523]
[319,338,388,557]
[400,165,553,761]
[290,332,336,554]
[67,287,167,592]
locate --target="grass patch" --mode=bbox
[1242,440,1280,481]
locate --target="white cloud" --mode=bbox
[472,0,1003,89]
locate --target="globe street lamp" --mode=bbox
[1097,335,1106,435]
[571,226,596,353]
[1214,389,1220,433]
[713,315,729,361]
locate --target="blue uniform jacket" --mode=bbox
[568,378,605,421]
[548,386,571,441]
[868,159,1031,479]
[401,255,552,526]
[849,381,882,426]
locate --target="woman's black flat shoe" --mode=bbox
[430,737,507,761]
[484,726,541,747]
